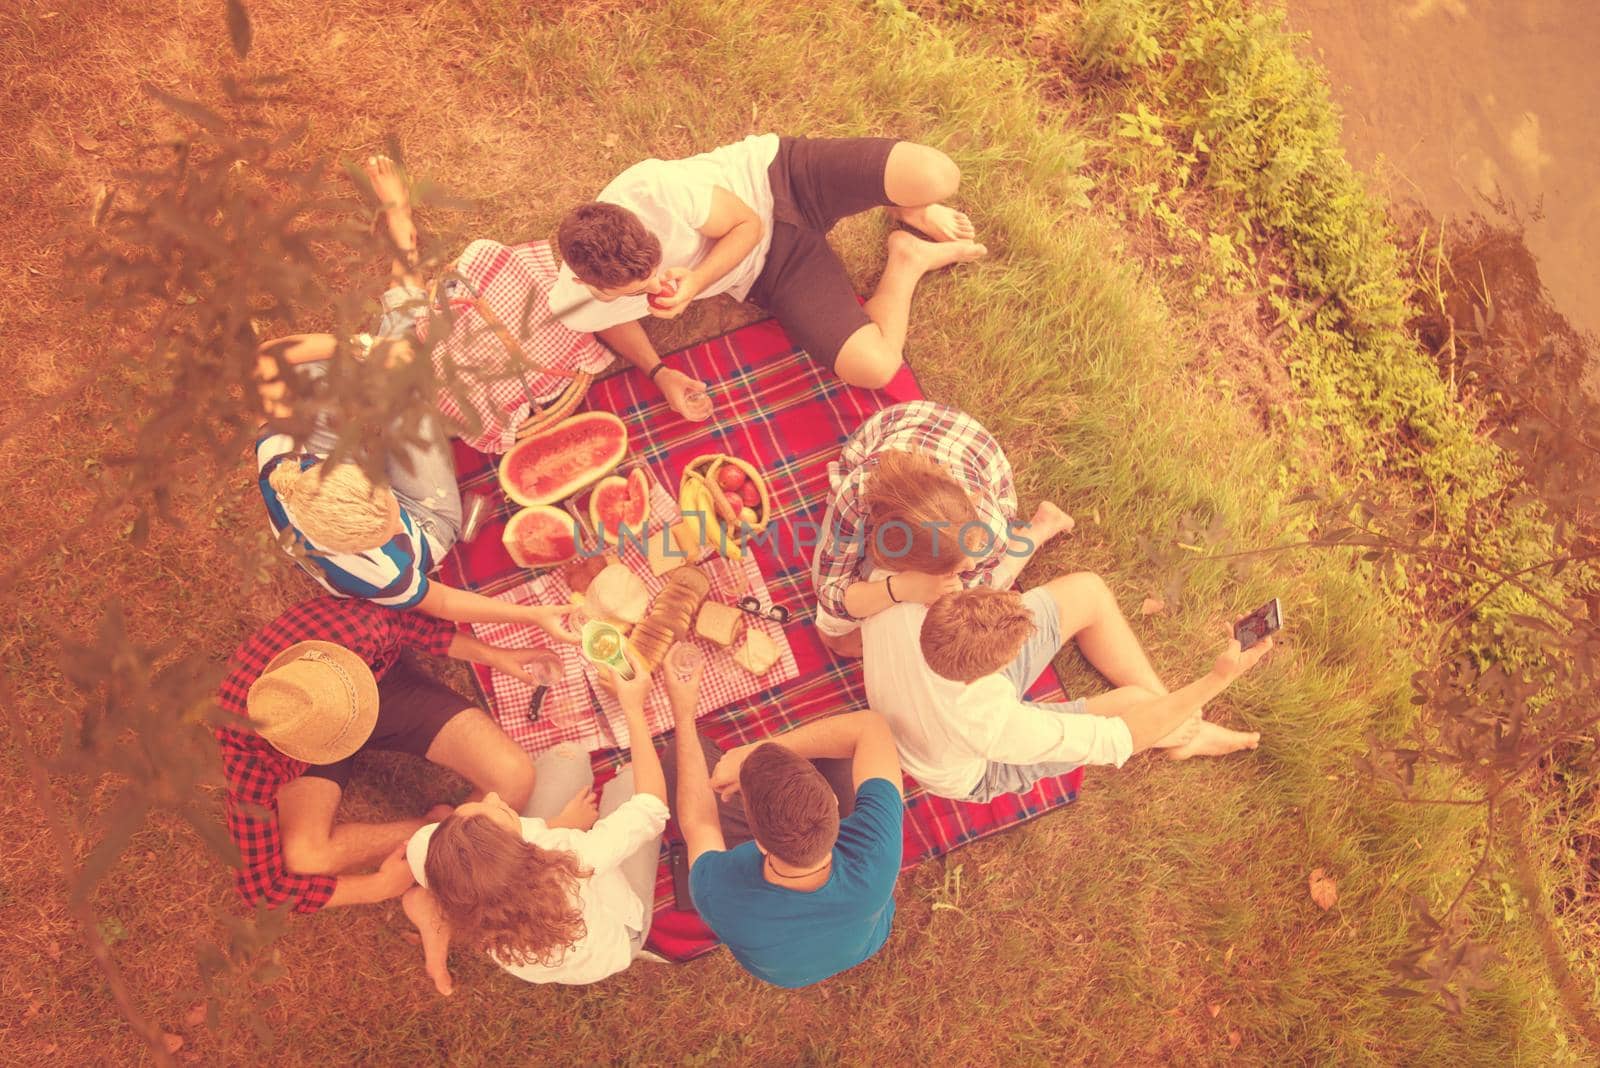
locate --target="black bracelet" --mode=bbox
[647,362,669,382]
[885,575,900,603]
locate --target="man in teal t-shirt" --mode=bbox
[667,679,904,988]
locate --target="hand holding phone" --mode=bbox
[1234,597,1284,651]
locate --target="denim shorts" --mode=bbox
[966,586,1089,803]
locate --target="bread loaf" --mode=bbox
[694,601,745,648]
[626,565,711,672]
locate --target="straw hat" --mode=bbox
[246,641,380,765]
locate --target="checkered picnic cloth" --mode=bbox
[465,472,799,750]
[416,239,612,455]
[438,316,1084,963]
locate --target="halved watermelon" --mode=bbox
[503,505,581,569]
[498,411,628,506]
[589,467,651,543]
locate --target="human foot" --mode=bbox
[1025,501,1075,545]
[361,154,418,261]
[885,229,987,275]
[891,203,976,243]
[1166,720,1260,761]
[1154,711,1202,749]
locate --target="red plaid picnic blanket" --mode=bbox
[439,316,1084,963]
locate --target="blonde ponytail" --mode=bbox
[270,458,398,554]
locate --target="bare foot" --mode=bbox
[886,229,987,275]
[1025,501,1074,544]
[402,886,455,997]
[361,154,418,260]
[1166,720,1260,761]
[891,203,976,243]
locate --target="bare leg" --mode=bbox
[361,155,423,290]
[402,886,455,996]
[1080,686,1200,750]
[277,776,423,875]
[1046,572,1166,695]
[834,230,987,389]
[880,142,977,243]
[424,708,537,810]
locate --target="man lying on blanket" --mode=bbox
[549,133,987,396]
[663,657,905,988]
[862,573,1271,803]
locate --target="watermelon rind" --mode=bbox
[502,505,582,569]
[498,411,628,507]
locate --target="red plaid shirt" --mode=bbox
[813,401,1018,623]
[216,597,457,913]
[416,239,613,454]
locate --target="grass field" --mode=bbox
[0,0,1586,1063]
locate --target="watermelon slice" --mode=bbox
[498,411,628,506]
[589,467,651,543]
[503,505,581,569]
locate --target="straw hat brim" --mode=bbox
[249,640,380,765]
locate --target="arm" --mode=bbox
[650,186,763,316]
[417,582,577,640]
[256,333,338,419]
[711,710,905,799]
[320,845,416,908]
[842,572,961,619]
[596,320,710,422]
[446,630,563,685]
[662,656,725,865]
[612,659,667,805]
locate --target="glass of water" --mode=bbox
[666,641,704,682]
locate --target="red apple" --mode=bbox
[647,277,679,310]
[739,481,761,508]
[717,464,748,492]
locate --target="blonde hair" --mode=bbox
[268,459,397,553]
[920,587,1036,683]
[864,450,982,575]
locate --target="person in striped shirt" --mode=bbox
[251,155,574,635]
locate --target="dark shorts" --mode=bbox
[749,136,901,371]
[303,661,476,790]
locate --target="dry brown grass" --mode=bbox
[0,1,1578,1064]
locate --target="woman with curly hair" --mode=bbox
[400,656,681,991]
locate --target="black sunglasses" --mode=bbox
[736,596,790,624]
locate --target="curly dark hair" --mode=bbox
[556,202,662,288]
[422,812,592,968]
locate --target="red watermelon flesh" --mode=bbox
[589,467,651,542]
[503,505,581,569]
[498,411,628,506]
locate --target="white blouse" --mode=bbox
[407,792,669,985]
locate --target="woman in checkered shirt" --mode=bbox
[810,401,1075,657]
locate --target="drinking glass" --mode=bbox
[682,389,713,422]
[525,649,564,687]
[666,641,704,682]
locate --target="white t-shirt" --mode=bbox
[860,601,1135,799]
[549,133,781,333]
[406,792,668,985]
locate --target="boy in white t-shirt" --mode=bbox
[861,573,1270,801]
[549,134,988,398]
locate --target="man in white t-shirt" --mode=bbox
[860,572,1271,801]
[549,134,988,401]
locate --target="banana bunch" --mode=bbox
[678,453,772,560]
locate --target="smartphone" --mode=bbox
[1234,597,1283,651]
[669,841,693,911]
